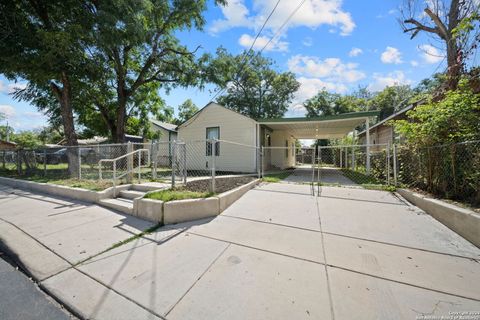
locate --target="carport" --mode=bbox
[257,111,379,177]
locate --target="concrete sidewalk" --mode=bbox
[1,183,479,319]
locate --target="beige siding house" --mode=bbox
[178,103,258,172]
[150,119,177,143]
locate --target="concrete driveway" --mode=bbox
[1,183,480,319]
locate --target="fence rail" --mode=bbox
[1,139,478,206]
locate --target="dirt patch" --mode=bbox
[185,176,256,194]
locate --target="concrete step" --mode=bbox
[119,190,146,200]
[131,183,169,192]
[99,198,133,215]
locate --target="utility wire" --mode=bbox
[210,0,282,101]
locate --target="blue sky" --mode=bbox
[0,0,448,132]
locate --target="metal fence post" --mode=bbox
[261,146,265,178]
[43,148,47,176]
[386,143,391,185]
[393,144,398,186]
[351,146,355,170]
[171,142,177,188]
[138,151,142,182]
[183,143,187,185]
[78,147,82,179]
[127,142,133,183]
[152,141,158,180]
[211,139,216,193]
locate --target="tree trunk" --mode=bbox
[114,88,128,143]
[51,71,79,177]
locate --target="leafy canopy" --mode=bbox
[393,78,480,146]
[211,49,300,119]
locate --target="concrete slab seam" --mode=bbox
[164,243,232,317]
[315,195,336,320]
[221,215,480,262]
[72,265,167,320]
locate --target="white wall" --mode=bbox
[269,130,296,169]
[178,103,258,173]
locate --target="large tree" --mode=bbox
[401,0,479,89]
[303,90,364,118]
[81,0,225,142]
[0,0,95,176]
[177,99,199,124]
[211,49,300,119]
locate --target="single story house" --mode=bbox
[357,104,415,150]
[149,119,178,143]
[0,139,17,151]
[177,102,379,173]
[58,134,143,146]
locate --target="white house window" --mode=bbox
[206,127,220,156]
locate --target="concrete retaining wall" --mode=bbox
[0,176,133,203]
[398,189,480,248]
[134,198,163,223]
[218,179,259,211]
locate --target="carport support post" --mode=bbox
[366,118,371,174]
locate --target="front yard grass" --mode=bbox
[262,171,292,182]
[145,188,215,202]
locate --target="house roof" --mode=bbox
[257,110,380,123]
[150,119,178,132]
[357,104,414,137]
[0,140,17,147]
[258,111,380,139]
[177,102,256,128]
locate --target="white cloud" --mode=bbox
[302,37,313,47]
[381,46,403,64]
[22,111,45,119]
[349,47,363,57]
[0,105,16,118]
[210,0,252,34]
[418,44,444,64]
[368,71,412,92]
[410,60,419,66]
[290,77,348,114]
[210,0,355,37]
[288,55,366,83]
[238,33,288,52]
[0,80,27,94]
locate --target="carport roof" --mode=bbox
[257,110,379,139]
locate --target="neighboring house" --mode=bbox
[177,102,378,173]
[149,119,178,143]
[357,104,415,150]
[0,140,17,151]
[57,134,143,146]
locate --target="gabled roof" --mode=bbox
[357,104,414,136]
[177,102,256,128]
[0,140,17,146]
[150,119,178,132]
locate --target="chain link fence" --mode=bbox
[1,139,478,205]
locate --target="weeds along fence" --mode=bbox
[395,140,480,206]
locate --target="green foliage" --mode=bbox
[177,99,199,124]
[212,49,300,119]
[304,90,362,117]
[393,79,480,146]
[145,188,214,202]
[12,131,42,149]
[369,85,413,120]
[262,171,293,183]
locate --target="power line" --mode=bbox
[259,0,306,53]
[210,0,282,101]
